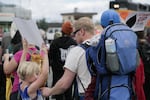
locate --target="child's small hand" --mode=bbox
[40,87,51,97]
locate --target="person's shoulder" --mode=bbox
[69,45,85,55]
[50,38,62,45]
[13,50,23,61]
[72,45,83,49]
[88,34,101,46]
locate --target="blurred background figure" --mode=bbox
[145,28,150,43]
[0,58,6,100]
[48,21,77,100]
[54,32,62,39]
[1,32,11,58]
[3,27,23,100]
[135,30,150,100]
[0,26,4,63]
[39,29,46,42]
[1,31,11,100]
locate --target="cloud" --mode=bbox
[29,0,109,22]
[26,0,150,22]
[1,0,150,23]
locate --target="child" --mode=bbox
[17,39,49,100]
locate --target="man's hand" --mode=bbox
[40,87,51,97]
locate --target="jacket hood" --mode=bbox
[100,9,121,28]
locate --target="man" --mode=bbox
[42,17,95,99]
[49,21,77,100]
[101,10,145,100]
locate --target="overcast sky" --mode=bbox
[1,0,150,23]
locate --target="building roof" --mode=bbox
[61,12,97,16]
[48,22,62,27]
[0,2,15,7]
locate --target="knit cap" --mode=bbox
[62,21,73,35]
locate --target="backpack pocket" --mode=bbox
[105,38,120,73]
[106,52,120,73]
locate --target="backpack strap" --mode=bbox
[79,43,97,76]
[80,43,100,99]
[95,74,101,100]
[77,76,86,92]
[130,71,137,100]
[107,75,112,100]
[79,43,90,50]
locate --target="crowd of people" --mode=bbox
[0,9,150,100]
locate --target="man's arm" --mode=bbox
[41,68,76,96]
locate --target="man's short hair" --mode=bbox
[74,17,95,34]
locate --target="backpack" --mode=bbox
[82,23,139,100]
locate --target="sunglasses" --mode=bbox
[73,28,81,35]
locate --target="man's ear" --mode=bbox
[80,28,85,36]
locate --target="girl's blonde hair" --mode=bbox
[17,61,41,80]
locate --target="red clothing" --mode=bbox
[134,58,145,100]
[85,76,96,100]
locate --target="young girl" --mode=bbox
[17,39,49,100]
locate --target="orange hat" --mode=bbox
[62,21,73,35]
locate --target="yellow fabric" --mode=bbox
[31,53,43,65]
[6,77,12,100]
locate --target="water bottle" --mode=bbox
[105,38,120,73]
[105,38,116,53]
